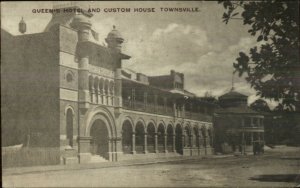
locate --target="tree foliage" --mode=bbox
[219,0,299,112]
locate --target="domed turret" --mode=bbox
[219,89,248,108]
[19,17,26,34]
[105,25,124,52]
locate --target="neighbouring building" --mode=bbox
[1,5,216,165]
[213,88,265,155]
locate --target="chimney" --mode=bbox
[19,17,26,34]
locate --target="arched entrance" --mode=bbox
[147,123,155,153]
[90,119,109,160]
[167,124,173,152]
[175,124,183,154]
[135,122,145,153]
[157,124,165,153]
[122,120,133,154]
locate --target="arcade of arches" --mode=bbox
[121,120,213,156]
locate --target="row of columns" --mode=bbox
[128,132,211,154]
[89,77,114,106]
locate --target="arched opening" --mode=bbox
[122,120,133,154]
[66,108,73,147]
[194,127,199,147]
[90,119,109,160]
[208,129,213,147]
[147,123,155,153]
[175,124,183,154]
[167,124,173,152]
[185,126,191,147]
[135,122,145,153]
[157,124,165,152]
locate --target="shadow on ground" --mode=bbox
[249,174,300,183]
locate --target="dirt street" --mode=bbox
[3,146,300,187]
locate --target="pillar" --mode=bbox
[164,134,168,153]
[114,69,122,107]
[115,137,122,161]
[155,133,158,153]
[173,101,177,117]
[131,132,136,154]
[144,133,148,154]
[108,137,113,161]
[172,134,176,152]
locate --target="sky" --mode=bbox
[1,1,274,107]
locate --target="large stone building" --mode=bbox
[2,6,216,164]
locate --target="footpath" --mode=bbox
[3,154,232,176]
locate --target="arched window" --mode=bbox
[122,120,133,154]
[175,124,182,154]
[147,123,155,153]
[157,124,165,152]
[167,124,173,152]
[66,108,73,147]
[135,122,145,153]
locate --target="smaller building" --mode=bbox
[214,89,265,155]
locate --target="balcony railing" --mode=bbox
[122,99,212,121]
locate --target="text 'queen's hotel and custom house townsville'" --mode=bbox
[31,7,200,13]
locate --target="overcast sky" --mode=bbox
[2,1,273,106]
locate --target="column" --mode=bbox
[114,69,122,107]
[173,101,177,117]
[97,83,101,104]
[164,134,168,153]
[115,137,122,161]
[90,79,95,103]
[108,137,113,161]
[155,133,158,153]
[131,132,136,154]
[172,134,176,152]
[144,133,148,154]
[182,104,185,118]
[110,84,114,106]
[198,132,202,149]
[102,82,106,105]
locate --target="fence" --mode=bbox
[2,147,60,168]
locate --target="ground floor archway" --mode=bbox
[175,124,183,154]
[90,119,109,160]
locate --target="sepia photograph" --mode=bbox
[1,1,300,187]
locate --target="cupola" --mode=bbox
[105,25,124,52]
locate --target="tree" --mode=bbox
[219,0,299,112]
